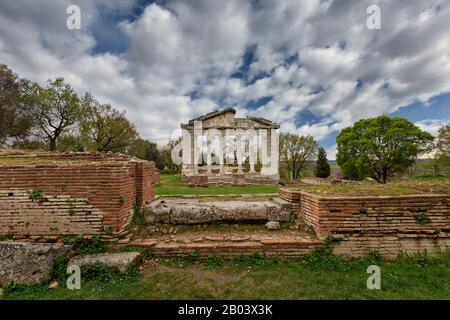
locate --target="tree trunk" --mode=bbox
[49,138,57,151]
[382,168,388,184]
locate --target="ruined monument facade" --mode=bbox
[180,108,280,184]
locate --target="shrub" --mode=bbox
[61,235,106,256]
[28,188,44,202]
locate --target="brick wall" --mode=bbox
[0,189,104,236]
[0,152,155,236]
[128,238,321,257]
[278,189,320,232]
[279,188,450,259]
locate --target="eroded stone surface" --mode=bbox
[68,252,142,272]
[0,241,73,285]
[265,221,281,230]
[144,197,293,224]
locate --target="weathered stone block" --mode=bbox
[265,221,281,230]
[171,203,216,224]
[0,241,73,285]
[144,200,171,224]
[144,197,293,224]
[68,252,142,272]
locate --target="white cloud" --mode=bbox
[415,119,448,137]
[0,0,449,146]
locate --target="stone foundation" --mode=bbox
[279,188,450,259]
[0,151,155,236]
[186,175,209,187]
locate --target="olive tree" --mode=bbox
[79,94,138,153]
[30,78,82,151]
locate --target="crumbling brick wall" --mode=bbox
[0,152,155,237]
[279,188,450,259]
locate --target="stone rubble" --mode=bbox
[68,252,142,272]
[0,241,73,285]
[265,221,281,230]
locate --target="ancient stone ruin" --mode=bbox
[180,108,280,185]
[0,151,156,238]
[144,197,293,225]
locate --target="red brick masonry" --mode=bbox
[0,152,155,236]
[279,188,450,259]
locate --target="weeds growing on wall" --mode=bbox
[414,212,431,224]
[61,235,106,256]
[203,255,225,268]
[131,201,147,226]
[28,188,45,202]
[233,252,279,268]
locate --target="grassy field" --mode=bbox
[156,174,279,195]
[2,250,449,300]
[292,176,450,196]
[156,174,449,196]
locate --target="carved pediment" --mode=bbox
[182,107,279,129]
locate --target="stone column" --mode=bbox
[248,129,256,174]
[182,128,192,174]
[219,133,225,175]
[191,129,198,174]
[271,128,279,176]
[236,132,243,174]
[193,121,202,175]
[206,136,212,175]
[260,128,279,176]
[259,129,268,174]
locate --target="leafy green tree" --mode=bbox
[56,134,85,152]
[30,78,82,151]
[428,123,450,176]
[279,133,319,179]
[436,123,449,157]
[315,147,331,178]
[0,64,34,146]
[130,138,165,170]
[336,116,434,183]
[161,138,182,173]
[80,94,138,153]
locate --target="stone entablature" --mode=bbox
[180,108,280,184]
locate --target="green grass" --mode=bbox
[156,174,449,197]
[2,251,449,300]
[289,176,449,196]
[156,174,278,195]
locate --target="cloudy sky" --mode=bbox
[1,0,449,158]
